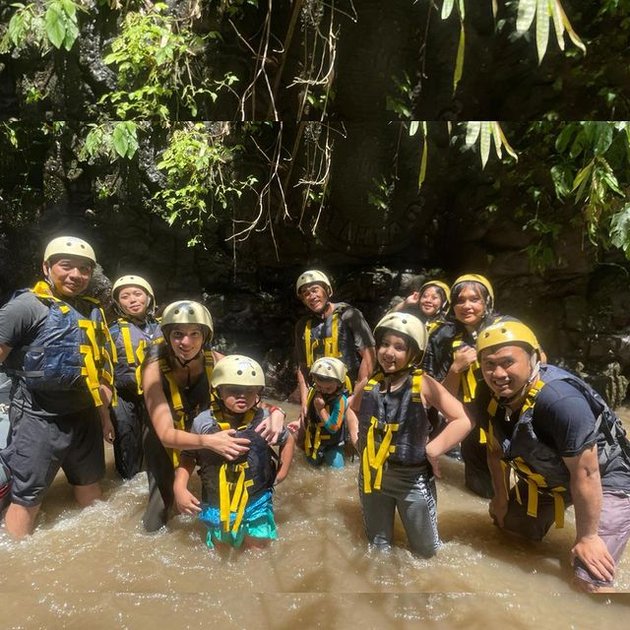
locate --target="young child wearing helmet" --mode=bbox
[347,312,472,558]
[173,355,295,550]
[392,277,451,337]
[288,357,356,469]
[108,275,162,480]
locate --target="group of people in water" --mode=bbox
[1,235,629,594]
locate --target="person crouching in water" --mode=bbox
[173,355,295,550]
[288,357,352,469]
[348,313,473,558]
[109,275,162,480]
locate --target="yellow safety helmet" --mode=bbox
[211,355,265,389]
[310,357,348,383]
[420,280,451,308]
[296,270,333,297]
[112,275,155,306]
[451,273,494,305]
[161,300,213,342]
[374,312,427,358]
[43,236,96,265]
[476,321,541,357]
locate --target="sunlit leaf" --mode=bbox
[441,0,454,20]
[556,0,586,54]
[549,0,565,51]
[480,122,492,169]
[516,0,536,33]
[45,4,66,49]
[418,132,428,189]
[465,121,480,147]
[453,22,465,94]
[409,121,419,136]
[535,0,550,63]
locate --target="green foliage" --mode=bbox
[100,5,237,120]
[79,121,139,162]
[0,0,82,53]
[153,123,257,246]
[515,0,585,63]
[386,73,414,119]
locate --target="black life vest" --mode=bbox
[111,317,162,394]
[488,364,630,528]
[358,369,430,493]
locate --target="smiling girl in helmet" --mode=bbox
[108,275,162,480]
[173,355,295,550]
[393,278,451,336]
[347,312,472,557]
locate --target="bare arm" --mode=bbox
[346,406,359,450]
[173,454,200,515]
[0,343,12,363]
[275,432,295,484]
[296,367,309,417]
[142,360,250,459]
[564,446,615,583]
[487,436,510,527]
[423,374,474,458]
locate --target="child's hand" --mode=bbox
[287,420,301,433]
[313,393,325,412]
[174,487,201,516]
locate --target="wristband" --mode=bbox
[269,405,287,418]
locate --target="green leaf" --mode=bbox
[549,0,565,51]
[465,121,480,147]
[45,4,67,49]
[453,22,465,94]
[610,204,630,257]
[112,121,138,159]
[516,0,536,32]
[418,137,428,189]
[409,121,419,136]
[441,0,455,19]
[535,0,550,63]
[479,122,492,169]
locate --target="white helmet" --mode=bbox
[43,236,96,264]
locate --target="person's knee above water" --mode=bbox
[349,312,472,558]
[173,354,295,550]
[477,320,630,592]
[288,356,350,469]
[0,235,116,538]
[293,269,376,419]
[109,274,162,480]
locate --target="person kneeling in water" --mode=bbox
[174,355,295,550]
[288,357,354,469]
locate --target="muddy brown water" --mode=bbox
[1,403,628,628]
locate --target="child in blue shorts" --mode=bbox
[173,355,294,550]
[289,357,354,469]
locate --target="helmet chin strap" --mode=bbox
[498,357,541,408]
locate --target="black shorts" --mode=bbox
[4,405,105,507]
